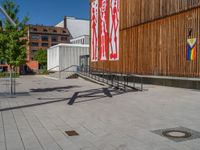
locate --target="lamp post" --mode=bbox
[0,5,17,95]
[0,6,16,26]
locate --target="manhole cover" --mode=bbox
[65,130,79,136]
[162,130,192,138]
[152,127,200,142]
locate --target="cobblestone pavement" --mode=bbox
[0,75,200,150]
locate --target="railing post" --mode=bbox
[107,74,108,84]
[141,77,143,91]
[117,75,119,89]
[124,76,126,91]
[103,70,105,83]
[112,75,113,86]
[59,66,61,79]
[89,67,91,78]
[13,73,16,95]
[127,76,129,87]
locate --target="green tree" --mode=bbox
[33,49,47,69]
[0,0,28,71]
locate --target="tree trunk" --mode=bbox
[9,66,13,95]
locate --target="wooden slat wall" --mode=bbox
[91,7,200,77]
[120,0,200,30]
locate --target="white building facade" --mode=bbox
[56,17,89,41]
[47,44,89,72]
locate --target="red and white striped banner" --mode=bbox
[91,0,99,62]
[109,0,120,61]
[99,0,109,61]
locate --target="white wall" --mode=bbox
[55,17,89,38]
[70,35,90,44]
[48,44,89,72]
[47,46,59,71]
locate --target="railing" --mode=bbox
[79,65,143,91]
[47,65,143,91]
[47,65,61,78]
[48,65,79,79]
[48,65,60,72]
[59,65,80,73]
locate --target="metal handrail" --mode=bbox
[79,65,143,91]
[48,65,79,79]
[48,65,60,72]
[59,65,79,73]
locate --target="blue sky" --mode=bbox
[0,0,90,26]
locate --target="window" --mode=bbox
[0,60,6,65]
[42,43,49,47]
[61,36,67,41]
[30,28,37,32]
[31,50,37,59]
[43,29,48,32]
[31,42,39,47]
[53,30,57,33]
[63,30,66,33]
[51,36,58,42]
[31,35,40,40]
[41,36,48,41]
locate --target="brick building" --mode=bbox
[24,24,72,73]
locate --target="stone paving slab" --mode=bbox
[0,75,200,150]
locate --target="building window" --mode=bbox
[41,36,48,41]
[30,28,37,32]
[51,43,57,46]
[43,29,48,32]
[51,36,58,42]
[31,35,40,40]
[31,42,39,47]
[61,36,67,41]
[41,43,49,47]
[63,30,66,33]
[53,30,57,33]
[0,60,6,65]
[31,50,37,59]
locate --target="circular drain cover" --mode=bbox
[162,130,192,138]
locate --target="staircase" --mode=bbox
[47,71,78,79]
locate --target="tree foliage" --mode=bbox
[0,0,28,70]
[33,49,47,67]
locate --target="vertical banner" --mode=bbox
[91,0,99,62]
[109,0,120,61]
[99,0,109,61]
[186,38,197,61]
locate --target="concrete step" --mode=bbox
[47,72,78,79]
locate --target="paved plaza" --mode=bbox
[0,76,200,150]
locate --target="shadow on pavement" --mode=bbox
[68,87,134,105]
[0,87,136,112]
[0,98,70,112]
[30,86,80,92]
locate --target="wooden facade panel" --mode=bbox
[120,0,200,30]
[91,7,200,77]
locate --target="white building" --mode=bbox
[56,17,89,40]
[70,35,89,45]
[47,44,89,72]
